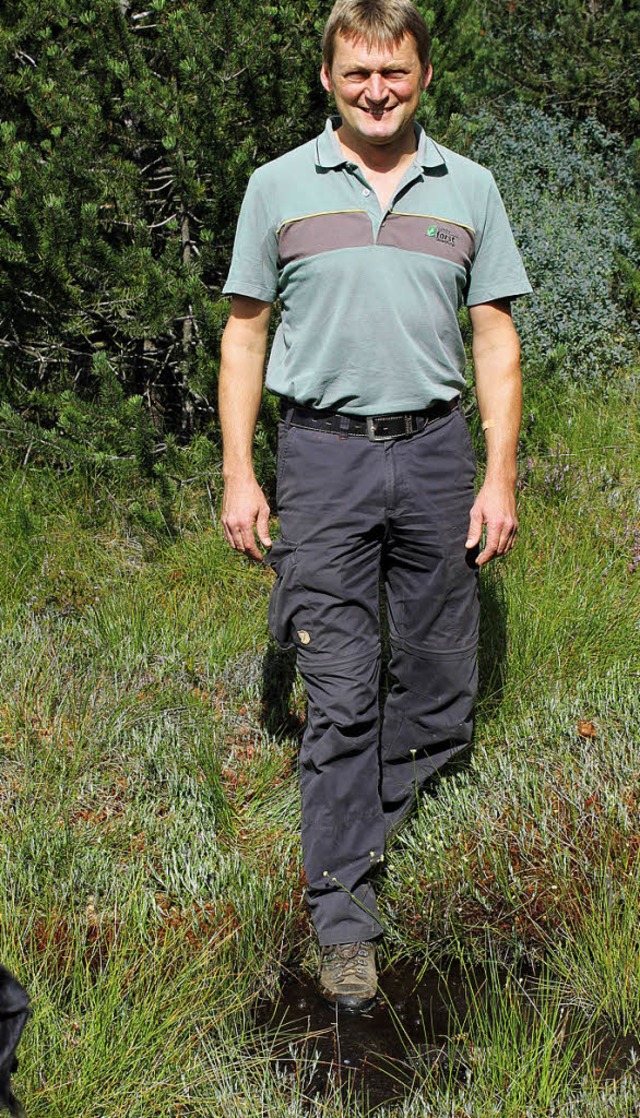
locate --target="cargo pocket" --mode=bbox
[267,538,300,650]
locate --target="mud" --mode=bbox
[254,959,639,1111]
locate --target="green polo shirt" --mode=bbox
[223,118,531,416]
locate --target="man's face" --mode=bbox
[320,32,432,153]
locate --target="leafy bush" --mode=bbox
[469,106,638,380]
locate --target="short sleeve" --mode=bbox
[222,170,279,302]
[465,173,532,306]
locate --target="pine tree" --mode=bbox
[0,0,329,442]
[476,0,640,139]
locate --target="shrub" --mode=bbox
[476,0,640,142]
[468,106,638,380]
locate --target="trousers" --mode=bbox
[268,405,480,945]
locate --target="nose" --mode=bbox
[366,73,388,103]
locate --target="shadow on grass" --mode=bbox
[477,567,509,721]
[260,641,303,740]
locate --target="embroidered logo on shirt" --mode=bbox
[427,224,458,247]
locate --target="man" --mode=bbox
[219,0,531,1013]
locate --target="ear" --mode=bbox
[320,62,333,95]
[422,63,433,92]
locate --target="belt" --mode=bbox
[280,396,459,442]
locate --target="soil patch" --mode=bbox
[254,959,639,1111]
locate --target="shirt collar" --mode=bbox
[315,116,447,171]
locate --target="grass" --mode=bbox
[447,960,598,1114]
[547,864,640,1035]
[1,372,639,1114]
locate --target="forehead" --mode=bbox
[331,31,421,71]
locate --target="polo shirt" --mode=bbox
[223,117,531,416]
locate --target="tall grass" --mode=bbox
[1,374,639,1114]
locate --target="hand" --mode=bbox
[221,476,272,561]
[465,481,518,567]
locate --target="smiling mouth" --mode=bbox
[361,105,394,115]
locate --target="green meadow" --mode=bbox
[1,371,639,1116]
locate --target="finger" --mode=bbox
[478,522,517,565]
[465,511,483,550]
[223,519,245,552]
[476,525,501,566]
[256,505,272,549]
[223,518,257,557]
[222,519,236,549]
[501,526,518,554]
[497,519,518,554]
[239,526,264,561]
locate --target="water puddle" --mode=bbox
[254,959,639,1111]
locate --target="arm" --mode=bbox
[219,295,273,560]
[466,298,522,567]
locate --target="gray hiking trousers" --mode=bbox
[268,404,480,945]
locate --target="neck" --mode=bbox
[336,122,418,175]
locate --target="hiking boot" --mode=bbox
[318,941,378,1014]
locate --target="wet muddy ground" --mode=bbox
[254,959,639,1111]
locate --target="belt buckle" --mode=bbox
[366,414,412,442]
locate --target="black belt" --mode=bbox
[280,396,458,442]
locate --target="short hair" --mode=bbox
[322,0,431,73]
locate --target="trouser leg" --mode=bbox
[299,652,386,945]
[268,422,386,945]
[380,642,478,830]
[380,407,480,830]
